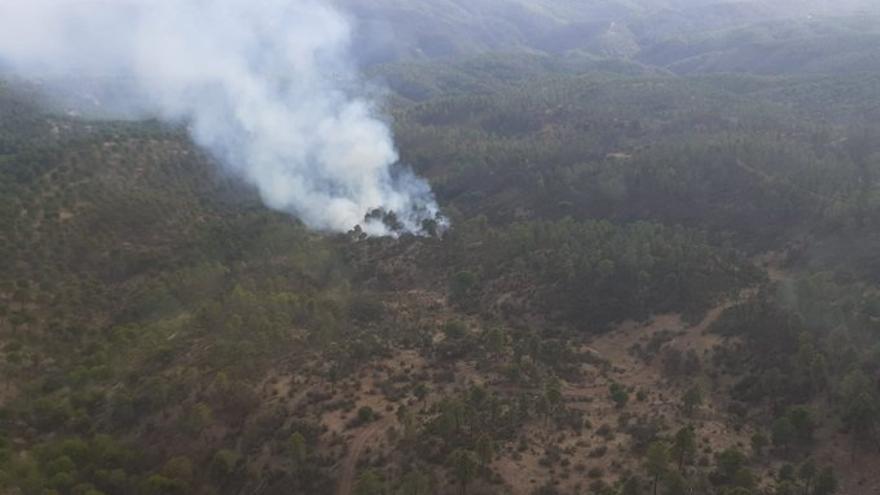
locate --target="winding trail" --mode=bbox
[336,416,394,495]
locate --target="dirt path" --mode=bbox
[336,416,394,495]
[735,159,833,204]
[491,294,750,495]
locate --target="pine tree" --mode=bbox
[447,449,478,495]
[644,441,670,495]
[670,426,696,471]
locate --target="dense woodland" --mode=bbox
[3,3,880,495]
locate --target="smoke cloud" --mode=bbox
[0,0,443,235]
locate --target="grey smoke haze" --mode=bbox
[0,0,442,235]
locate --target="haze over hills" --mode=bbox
[342,0,880,74]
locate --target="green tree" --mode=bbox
[772,417,795,453]
[475,434,495,467]
[787,406,815,444]
[670,426,696,471]
[182,402,212,436]
[543,377,563,423]
[644,441,670,495]
[449,271,478,309]
[145,474,186,495]
[443,321,467,340]
[358,406,377,425]
[610,382,629,409]
[289,432,308,468]
[774,480,798,495]
[798,459,816,495]
[841,370,879,458]
[750,432,768,458]
[813,466,837,495]
[779,464,796,482]
[161,456,192,485]
[681,385,703,417]
[733,467,756,490]
[716,448,748,483]
[211,449,239,479]
[447,449,479,495]
[663,471,688,495]
[400,408,418,445]
[397,470,432,495]
[621,476,643,495]
[355,469,385,495]
[483,327,507,358]
[414,383,429,406]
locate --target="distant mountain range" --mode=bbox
[337,0,880,75]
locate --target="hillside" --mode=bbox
[3,55,880,494]
[341,0,880,75]
[2,4,880,495]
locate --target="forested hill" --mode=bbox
[340,0,880,75]
[3,4,880,495]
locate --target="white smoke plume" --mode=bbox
[0,0,443,235]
